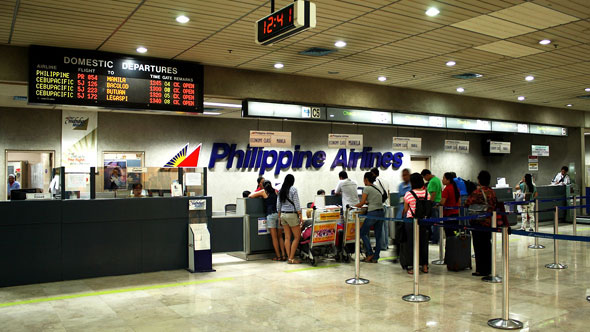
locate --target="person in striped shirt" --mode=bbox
[277,174,303,264]
[402,173,430,274]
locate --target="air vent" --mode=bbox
[452,73,484,79]
[299,47,336,56]
[576,95,590,99]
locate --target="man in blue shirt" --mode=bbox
[7,174,20,199]
[393,169,411,263]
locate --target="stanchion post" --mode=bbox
[432,205,445,265]
[529,199,544,249]
[488,227,523,330]
[346,211,369,285]
[402,218,430,302]
[483,211,502,283]
[573,200,577,236]
[545,206,568,270]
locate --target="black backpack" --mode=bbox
[409,190,434,219]
[374,179,388,203]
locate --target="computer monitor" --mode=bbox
[10,188,41,201]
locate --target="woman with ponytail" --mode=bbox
[441,172,461,238]
[516,174,538,231]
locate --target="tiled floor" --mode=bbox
[1,224,590,331]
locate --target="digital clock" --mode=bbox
[256,0,316,45]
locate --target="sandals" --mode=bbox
[407,269,414,275]
[363,255,375,263]
[272,256,281,261]
[280,256,288,262]
[422,265,428,274]
[288,259,302,264]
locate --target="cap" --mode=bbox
[8,174,16,178]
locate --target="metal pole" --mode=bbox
[488,227,523,329]
[529,199,544,249]
[402,218,430,302]
[432,205,445,265]
[346,211,369,285]
[483,211,502,283]
[545,206,568,269]
[573,201,577,236]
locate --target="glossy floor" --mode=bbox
[1,224,589,332]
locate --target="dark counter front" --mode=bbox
[0,196,212,287]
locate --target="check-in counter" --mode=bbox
[493,187,518,226]
[537,185,568,222]
[234,197,274,259]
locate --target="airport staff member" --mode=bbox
[7,174,20,199]
[335,171,359,211]
[552,166,570,186]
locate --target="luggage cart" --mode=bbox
[300,207,340,266]
[341,207,365,263]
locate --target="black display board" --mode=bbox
[28,45,204,112]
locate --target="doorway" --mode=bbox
[5,150,54,195]
[410,156,430,174]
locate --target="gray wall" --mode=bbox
[1,107,580,209]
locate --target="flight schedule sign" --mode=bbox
[28,45,204,112]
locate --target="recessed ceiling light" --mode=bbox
[425,7,440,17]
[136,46,147,53]
[446,61,456,67]
[203,102,241,108]
[334,41,347,48]
[539,39,551,45]
[456,87,465,93]
[566,104,573,107]
[378,76,387,82]
[474,73,483,78]
[525,75,535,81]
[585,88,590,92]
[518,96,525,101]
[203,111,221,116]
[274,63,284,69]
[176,15,190,23]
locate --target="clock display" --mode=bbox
[257,3,295,43]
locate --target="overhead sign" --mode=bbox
[393,137,422,151]
[328,134,363,148]
[531,145,550,157]
[249,131,291,148]
[490,141,511,154]
[392,113,445,128]
[256,0,317,45]
[447,117,491,131]
[328,108,391,124]
[243,100,325,120]
[492,121,529,134]
[529,125,567,136]
[28,45,203,112]
[444,140,469,153]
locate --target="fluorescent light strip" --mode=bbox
[203,102,242,108]
[203,111,221,115]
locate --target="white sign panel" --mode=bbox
[258,217,269,235]
[490,141,511,154]
[249,131,292,148]
[393,137,422,151]
[528,162,539,171]
[328,134,363,148]
[444,140,470,153]
[531,145,549,157]
[62,110,98,172]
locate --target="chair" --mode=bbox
[225,204,237,215]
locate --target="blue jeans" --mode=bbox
[430,206,440,244]
[360,209,385,260]
[380,207,389,250]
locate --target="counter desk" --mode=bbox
[0,196,212,287]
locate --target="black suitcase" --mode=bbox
[445,232,472,271]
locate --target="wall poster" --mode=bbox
[61,110,97,172]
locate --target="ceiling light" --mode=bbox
[136,46,147,53]
[334,41,347,48]
[203,102,241,108]
[456,87,465,93]
[539,39,551,45]
[425,7,440,17]
[474,73,483,78]
[274,63,284,69]
[585,88,590,92]
[378,76,387,82]
[518,96,525,101]
[446,61,456,67]
[176,15,190,23]
[525,75,535,81]
[566,104,573,107]
[203,111,221,116]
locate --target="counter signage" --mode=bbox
[328,134,363,148]
[28,45,204,112]
[490,141,511,154]
[327,108,391,124]
[529,125,567,136]
[244,101,326,120]
[492,121,529,134]
[392,113,445,128]
[447,117,491,131]
[444,140,469,153]
[392,137,422,151]
[531,145,550,157]
[249,131,292,148]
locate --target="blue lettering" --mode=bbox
[381,152,393,168]
[276,151,294,175]
[331,149,348,168]
[392,152,403,169]
[260,150,278,175]
[208,142,230,168]
[227,144,244,168]
[311,151,326,168]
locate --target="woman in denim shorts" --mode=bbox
[250,181,286,261]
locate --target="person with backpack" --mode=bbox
[371,168,390,251]
[277,174,303,264]
[441,172,461,238]
[401,173,431,274]
[249,181,286,261]
[516,174,538,231]
[464,170,497,277]
[355,172,385,263]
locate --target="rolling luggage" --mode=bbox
[445,232,472,271]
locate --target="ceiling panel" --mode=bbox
[451,15,536,39]
[489,2,580,29]
[0,1,16,44]
[475,40,545,58]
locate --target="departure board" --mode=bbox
[28,45,203,112]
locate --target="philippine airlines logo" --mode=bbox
[164,143,202,167]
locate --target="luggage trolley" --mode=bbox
[300,206,340,266]
[340,207,365,263]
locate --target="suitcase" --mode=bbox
[445,232,472,271]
